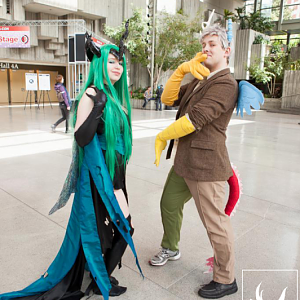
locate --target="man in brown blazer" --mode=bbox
[150,24,239,299]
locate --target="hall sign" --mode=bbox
[0,62,19,69]
[0,26,30,48]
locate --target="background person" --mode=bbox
[142,86,152,109]
[51,75,71,133]
[155,84,164,111]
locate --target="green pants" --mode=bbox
[161,166,192,251]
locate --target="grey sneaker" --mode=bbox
[51,124,56,132]
[149,248,181,266]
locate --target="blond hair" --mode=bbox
[55,74,63,83]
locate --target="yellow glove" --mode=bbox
[162,52,210,106]
[154,115,196,167]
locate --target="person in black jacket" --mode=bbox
[155,85,164,111]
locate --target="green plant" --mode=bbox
[131,87,146,99]
[132,92,144,99]
[270,41,284,54]
[289,39,300,48]
[264,54,286,96]
[235,7,248,30]
[135,93,144,99]
[291,59,300,70]
[105,6,204,88]
[248,11,273,33]
[253,35,268,45]
[224,9,236,22]
[235,7,274,33]
[248,62,274,96]
[265,54,286,78]
[215,9,237,27]
[284,59,300,71]
[248,52,288,97]
[133,88,144,93]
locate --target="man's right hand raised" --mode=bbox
[177,52,210,80]
[161,52,210,107]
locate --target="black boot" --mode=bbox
[95,282,127,297]
[88,272,119,286]
[110,275,119,286]
[85,216,133,297]
[198,279,238,299]
[85,276,126,297]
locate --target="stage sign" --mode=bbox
[0,26,30,48]
[38,74,51,91]
[25,73,38,91]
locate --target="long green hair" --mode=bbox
[73,44,132,180]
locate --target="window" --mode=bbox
[284,0,300,4]
[245,0,255,13]
[283,3,300,19]
[261,6,281,21]
[260,0,280,9]
[245,4,255,14]
[99,18,106,33]
[256,0,282,21]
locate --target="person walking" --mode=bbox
[51,75,71,133]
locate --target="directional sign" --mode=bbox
[38,74,51,91]
[25,73,38,91]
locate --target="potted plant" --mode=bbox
[234,7,273,80]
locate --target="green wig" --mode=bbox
[73,44,132,180]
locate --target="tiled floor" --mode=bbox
[0,104,299,299]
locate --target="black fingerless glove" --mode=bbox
[75,87,107,148]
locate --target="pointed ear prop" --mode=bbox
[85,32,101,62]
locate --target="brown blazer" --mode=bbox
[169,68,238,182]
